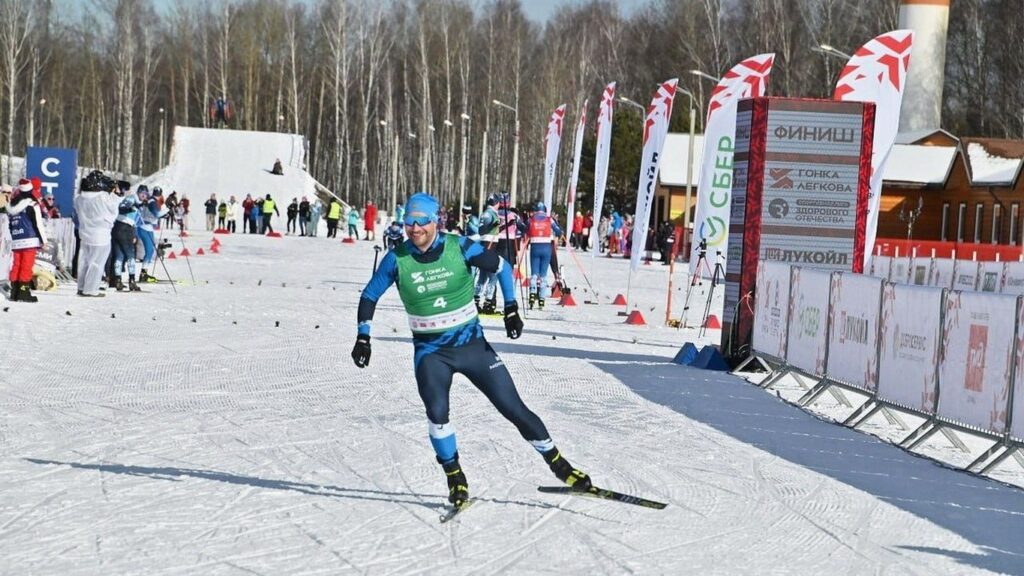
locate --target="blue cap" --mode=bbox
[404,192,439,225]
[535,201,546,213]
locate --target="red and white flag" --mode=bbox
[630,78,678,272]
[591,82,616,251]
[833,30,913,268]
[543,104,567,210]
[565,100,588,247]
[689,53,775,275]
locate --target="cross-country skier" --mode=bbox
[526,202,562,310]
[383,220,404,251]
[351,192,591,508]
[136,186,161,284]
[473,195,501,313]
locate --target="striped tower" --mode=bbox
[897,0,951,132]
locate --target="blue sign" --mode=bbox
[25,147,78,218]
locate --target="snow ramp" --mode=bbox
[141,126,345,230]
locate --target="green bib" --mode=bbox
[396,234,478,334]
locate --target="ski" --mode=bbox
[537,486,667,510]
[439,498,478,523]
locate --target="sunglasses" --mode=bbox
[404,214,434,227]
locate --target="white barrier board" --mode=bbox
[878,283,943,412]
[952,260,980,292]
[786,268,831,377]
[909,258,930,285]
[938,291,1016,434]
[929,258,955,289]
[0,214,10,281]
[978,261,1003,293]
[890,257,910,284]
[1012,301,1024,440]
[871,255,892,280]
[826,273,882,391]
[753,261,790,360]
[1002,262,1024,295]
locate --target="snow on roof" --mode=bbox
[966,141,1024,186]
[894,128,960,145]
[139,127,345,229]
[658,132,705,187]
[882,144,957,185]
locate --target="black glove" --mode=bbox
[351,334,371,367]
[504,303,524,339]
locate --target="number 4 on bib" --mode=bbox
[433,297,448,308]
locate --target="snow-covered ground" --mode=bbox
[2,231,1024,575]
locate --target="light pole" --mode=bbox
[158,107,166,168]
[492,99,519,207]
[690,69,721,132]
[443,119,454,204]
[28,98,45,147]
[458,113,470,215]
[478,128,488,214]
[678,87,697,258]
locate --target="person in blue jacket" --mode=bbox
[136,185,161,283]
[526,202,562,310]
[383,220,404,251]
[351,192,591,508]
[112,191,142,292]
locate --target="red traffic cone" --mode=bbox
[167,251,177,260]
[214,228,229,234]
[703,315,721,329]
[196,248,205,255]
[625,310,646,325]
[266,231,282,238]
[342,237,356,244]
[612,294,627,306]
[559,293,577,306]
[210,245,220,254]
[551,283,563,298]
[180,248,191,257]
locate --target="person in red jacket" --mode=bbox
[364,201,378,241]
[5,179,47,302]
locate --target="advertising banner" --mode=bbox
[929,257,955,289]
[25,147,78,219]
[870,255,892,280]
[909,257,930,285]
[0,214,10,281]
[753,261,791,359]
[690,53,775,273]
[890,256,911,284]
[564,100,587,246]
[938,291,1016,434]
[590,82,615,251]
[952,260,980,292]
[786,267,832,376]
[630,78,678,272]
[542,105,567,210]
[826,272,883,391]
[878,283,943,412]
[1012,300,1024,440]
[833,31,914,266]
[1002,261,1024,295]
[978,261,1003,293]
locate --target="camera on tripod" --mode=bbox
[156,240,173,258]
[697,238,708,258]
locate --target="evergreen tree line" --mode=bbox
[6,0,1022,215]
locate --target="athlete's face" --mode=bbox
[406,220,436,250]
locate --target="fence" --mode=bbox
[738,260,1024,478]
[871,254,1024,297]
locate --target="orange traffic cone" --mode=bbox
[559,293,577,306]
[612,294,627,306]
[625,310,646,325]
[703,315,721,329]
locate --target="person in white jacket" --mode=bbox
[227,195,241,234]
[73,170,121,297]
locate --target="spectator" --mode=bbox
[298,196,311,236]
[571,211,583,249]
[40,190,61,219]
[347,206,360,239]
[241,194,255,233]
[205,194,218,231]
[326,198,342,238]
[164,191,179,229]
[227,195,240,233]
[250,197,261,234]
[309,199,322,237]
[262,194,279,234]
[581,211,593,251]
[286,197,299,235]
[180,194,191,226]
[217,200,228,229]
[597,215,609,253]
[271,158,284,175]
[254,199,264,233]
[74,171,120,297]
[5,179,48,302]
[364,201,377,241]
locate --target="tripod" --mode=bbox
[678,240,713,328]
[698,252,726,338]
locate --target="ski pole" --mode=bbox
[179,237,197,285]
[372,245,382,274]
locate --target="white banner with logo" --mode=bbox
[590,82,615,251]
[909,257,930,285]
[1002,261,1024,295]
[1012,300,1024,440]
[890,257,911,284]
[978,261,1004,293]
[878,283,942,412]
[786,267,831,376]
[826,272,883,391]
[833,30,914,267]
[937,291,1016,434]
[753,261,791,359]
[630,78,678,272]
[543,104,567,210]
[929,257,955,289]
[564,100,587,245]
[870,255,892,280]
[953,260,980,292]
[690,53,775,274]
[0,214,10,281]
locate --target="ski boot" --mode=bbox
[481,299,496,315]
[528,292,537,310]
[7,281,20,302]
[474,295,483,314]
[542,447,592,491]
[538,297,546,311]
[129,275,142,292]
[439,454,469,505]
[17,283,37,303]
[140,269,158,284]
[115,277,127,291]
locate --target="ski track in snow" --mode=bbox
[1,230,1023,574]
